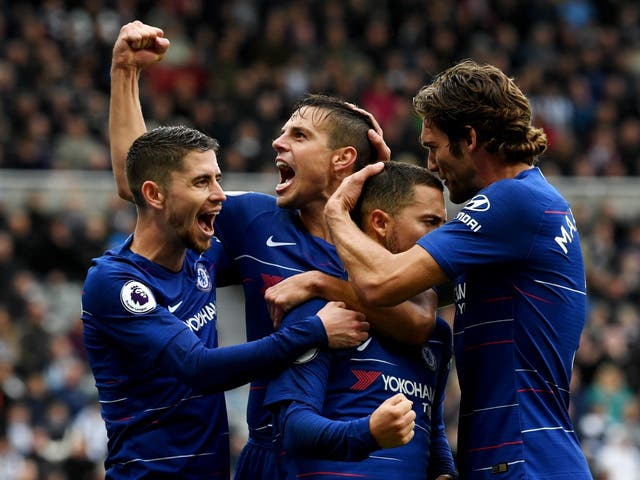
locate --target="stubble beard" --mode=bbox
[168,210,210,254]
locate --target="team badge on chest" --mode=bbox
[195,262,212,292]
[422,346,437,371]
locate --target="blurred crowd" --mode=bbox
[0,0,639,478]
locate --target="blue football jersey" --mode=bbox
[215,192,346,444]
[82,236,230,478]
[418,168,591,479]
[265,298,455,480]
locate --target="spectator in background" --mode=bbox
[0,1,638,477]
[584,362,635,425]
[0,1,638,176]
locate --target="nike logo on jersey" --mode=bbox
[356,337,373,351]
[168,301,183,313]
[266,235,296,247]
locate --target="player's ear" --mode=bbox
[333,145,357,173]
[140,180,165,209]
[368,209,391,242]
[464,125,478,150]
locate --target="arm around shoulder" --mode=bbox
[354,245,449,308]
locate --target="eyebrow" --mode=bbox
[291,125,312,134]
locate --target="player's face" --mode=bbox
[165,150,225,253]
[385,185,446,254]
[272,106,337,210]
[420,121,480,204]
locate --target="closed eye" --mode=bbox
[423,217,445,228]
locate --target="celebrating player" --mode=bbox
[324,60,593,479]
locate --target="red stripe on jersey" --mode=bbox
[517,388,555,394]
[513,284,553,303]
[463,340,513,351]
[467,440,523,453]
[297,472,368,478]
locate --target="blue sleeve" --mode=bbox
[427,401,457,479]
[83,263,329,393]
[159,313,328,392]
[281,401,379,461]
[427,320,457,479]
[266,299,379,461]
[265,299,332,409]
[82,266,189,363]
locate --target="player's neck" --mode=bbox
[478,154,533,186]
[299,206,332,242]
[130,224,187,272]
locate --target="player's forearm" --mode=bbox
[427,419,457,479]
[326,209,413,306]
[161,315,327,391]
[282,401,378,461]
[427,394,457,479]
[312,274,434,344]
[109,67,146,203]
[370,293,436,344]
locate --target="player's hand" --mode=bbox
[112,20,170,72]
[369,393,416,448]
[325,162,385,219]
[346,103,391,162]
[265,272,318,328]
[316,301,369,349]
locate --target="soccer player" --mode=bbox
[324,60,593,479]
[81,125,369,478]
[265,161,457,480]
[108,21,433,479]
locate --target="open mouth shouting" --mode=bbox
[197,208,221,238]
[275,159,295,194]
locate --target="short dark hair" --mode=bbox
[351,161,444,228]
[292,94,377,170]
[413,59,547,164]
[126,125,219,207]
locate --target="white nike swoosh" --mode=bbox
[167,301,183,313]
[356,337,373,351]
[266,235,297,247]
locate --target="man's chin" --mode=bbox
[185,237,211,254]
[276,194,292,208]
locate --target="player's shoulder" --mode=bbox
[86,247,130,277]
[86,236,176,288]
[199,237,225,260]
[489,167,562,204]
[224,190,277,207]
[216,191,279,227]
[82,251,148,313]
[469,168,562,223]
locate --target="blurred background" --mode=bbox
[0,0,639,478]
